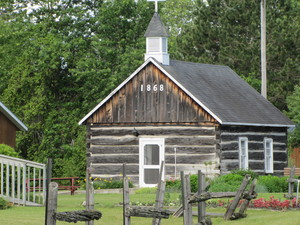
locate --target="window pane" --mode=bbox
[241,157,245,169]
[144,169,159,184]
[144,144,160,165]
[239,138,248,169]
[241,140,246,155]
[148,38,160,52]
[266,157,270,171]
[162,38,167,52]
[266,142,271,156]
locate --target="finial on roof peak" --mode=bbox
[147,0,166,13]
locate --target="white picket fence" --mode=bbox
[0,154,46,206]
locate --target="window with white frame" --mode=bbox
[264,138,273,173]
[239,137,248,169]
[147,38,160,52]
[139,138,164,187]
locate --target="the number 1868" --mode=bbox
[141,84,164,92]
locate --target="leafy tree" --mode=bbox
[160,0,196,57]
[176,0,300,110]
[0,0,152,177]
[286,85,300,148]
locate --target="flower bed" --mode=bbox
[249,196,299,210]
[207,196,300,210]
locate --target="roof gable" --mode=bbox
[0,102,28,131]
[79,58,294,127]
[81,60,216,124]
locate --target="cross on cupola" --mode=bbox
[145,0,169,65]
[147,0,165,13]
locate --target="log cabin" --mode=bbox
[0,101,28,148]
[79,12,294,187]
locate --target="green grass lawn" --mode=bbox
[0,192,299,225]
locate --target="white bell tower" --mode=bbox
[145,0,169,65]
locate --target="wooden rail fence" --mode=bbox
[46,182,102,225]
[123,162,171,225]
[176,171,257,225]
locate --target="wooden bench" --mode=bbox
[284,168,300,176]
[27,177,81,195]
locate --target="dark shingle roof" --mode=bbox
[160,59,294,127]
[144,13,168,37]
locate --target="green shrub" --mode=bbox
[0,144,19,157]
[230,169,258,179]
[257,175,288,193]
[208,173,245,192]
[0,197,11,210]
[166,178,181,191]
[92,178,133,190]
[166,175,205,193]
[190,174,199,193]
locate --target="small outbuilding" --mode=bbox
[0,101,28,148]
[79,12,294,187]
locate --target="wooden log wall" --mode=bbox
[220,125,288,175]
[87,125,220,184]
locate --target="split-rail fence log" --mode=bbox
[46,182,102,225]
[177,171,257,225]
[123,162,171,225]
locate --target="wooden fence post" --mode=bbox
[289,166,295,198]
[46,182,58,225]
[86,180,95,225]
[123,164,130,225]
[181,172,192,225]
[185,174,193,224]
[198,171,205,223]
[152,161,165,225]
[284,166,297,199]
[224,175,251,220]
[45,159,53,225]
[238,178,257,217]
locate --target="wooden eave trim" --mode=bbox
[222,122,295,128]
[88,122,219,127]
[78,58,222,125]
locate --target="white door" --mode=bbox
[139,138,164,187]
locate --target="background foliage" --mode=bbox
[0,144,19,158]
[0,0,299,177]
